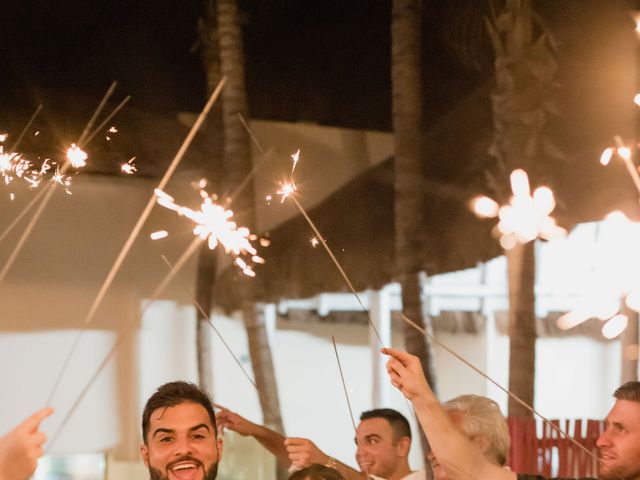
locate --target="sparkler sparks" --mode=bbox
[471,169,566,249]
[155,188,262,276]
[66,143,88,169]
[557,211,640,339]
[150,230,168,240]
[121,157,137,175]
[310,237,319,247]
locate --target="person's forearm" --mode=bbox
[252,425,290,466]
[412,395,514,480]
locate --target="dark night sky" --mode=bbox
[0,1,485,132]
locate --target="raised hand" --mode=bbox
[382,348,431,402]
[284,437,329,470]
[0,407,53,480]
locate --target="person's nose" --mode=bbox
[596,428,611,449]
[173,436,194,456]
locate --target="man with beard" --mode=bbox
[216,405,424,479]
[140,381,222,480]
[384,347,640,480]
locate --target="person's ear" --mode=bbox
[216,437,223,461]
[140,444,149,467]
[471,435,491,456]
[396,436,411,457]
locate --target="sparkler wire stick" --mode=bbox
[0,188,48,245]
[45,77,226,406]
[0,84,128,284]
[81,95,131,148]
[160,255,282,422]
[9,104,43,152]
[0,178,63,284]
[331,336,357,433]
[77,81,118,146]
[399,315,600,463]
[290,195,385,347]
[47,237,203,449]
[287,193,601,467]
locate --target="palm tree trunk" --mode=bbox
[506,242,536,415]
[195,245,217,395]
[487,0,557,417]
[391,0,438,463]
[214,1,286,478]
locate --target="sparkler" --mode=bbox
[120,157,137,175]
[154,187,261,277]
[600,135,640,200]
[45,77,227,407]
[331,337,358,433]
[557,210,640,339]
[471,169,566,249]
[270,151,602,470]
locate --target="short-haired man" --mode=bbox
[384,347,640,480]
[216,406,425,480]
[428,395,510,479]
[0,407,52,480]
[140,381,222,480]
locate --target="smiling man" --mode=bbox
[216,405,424,480]
[140,382,222,480]
[384,348,640,480]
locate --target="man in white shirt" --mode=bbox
[216,406,425,480]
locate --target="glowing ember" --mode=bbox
[150,230,169,240]
[472,169,566,248]
[66,144,88,169]
[121,157,137,175]
[310,237,320,247]
[277,181,296,203]
[0,133,7,143]
[108,126,118,133]
[600,147,614,166]
[155,188,261,276]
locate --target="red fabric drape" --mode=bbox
[507,417,603,477]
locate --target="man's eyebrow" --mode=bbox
[190,424,211,433]
[152,428,175,438]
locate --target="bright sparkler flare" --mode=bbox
[155,188,261,276]
[634,93,640,107]
[121,157,137,175]
[150,230,168,240]
[472,169,566,249]
[600,147,613,166]
[310,237,320,247]
[557,211,640,339]
[277,181,296,203]
[66,143,88,169]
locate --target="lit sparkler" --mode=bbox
[275,149,300,203]
[557,211,640,339]
[66,143,88,169]
[155,188,262,277]
[471,169,566,249]
[121,157,137,175]
[600,136,640,199]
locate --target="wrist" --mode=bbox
[323,455,338,469]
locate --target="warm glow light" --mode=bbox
[600,148,613,166]
[471,196,499,218]
[155,188,261,276]
[557,310,591,330]
[634,94,640,106]
[602,314,628,339]
[533,187,555,215]
[121,157,137,175]
[510,169,530,198]
[66,143,87,169]
[310,237,320,247]
[617,146,631,161]
[150,230,168,240]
